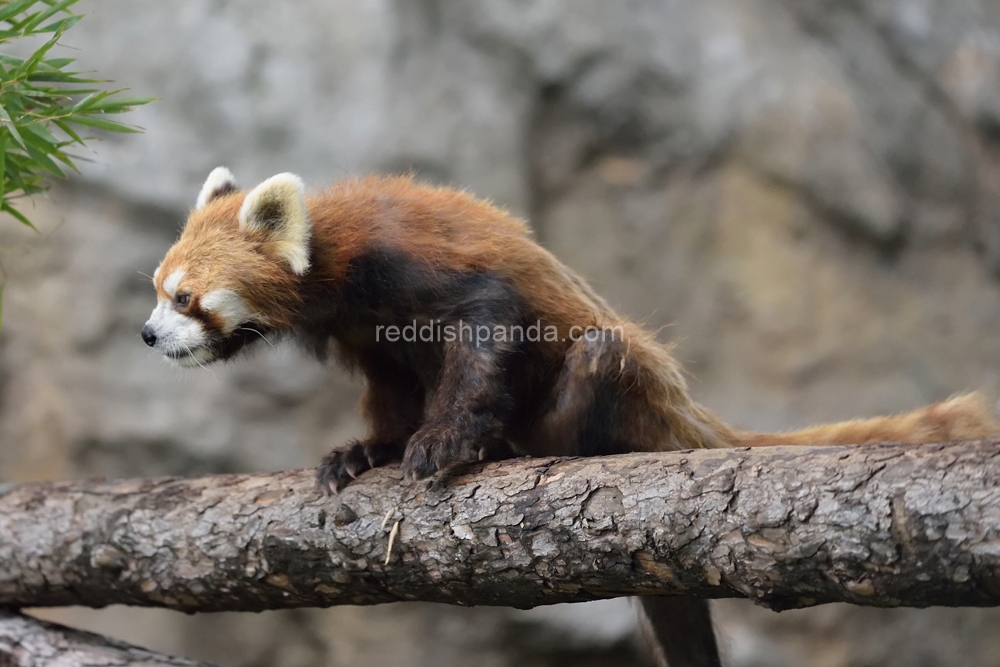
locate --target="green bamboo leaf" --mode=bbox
[12,88,55,98]
[29,72,98,84]
[52,118,82,144]
[68,114,141,133]
[0,101,27,149]
[88,95,156,110]
[40,57,74,69]
[0,54,25,68]
[20,0,77,33]
[69,91,95,112]
[37,13,81,34]
[2,200,36,229]
[0,0,43,23]
[3,166,36,197]
[0,130,8,203]
[21,119,58,144]
[15,29,64,78]
[0,0,153,285]
[22,140,65,177]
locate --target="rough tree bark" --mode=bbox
[2,441,1000,614]
[0,610,216,666]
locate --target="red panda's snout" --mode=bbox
[141,291,268,368]
[143,264,268,368]
[141,248,266,367]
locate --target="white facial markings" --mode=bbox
[162,268,186,299]
[169,346,216,369]
[146,298,209,363]
[201,289,252,334]
[152,264,161,283]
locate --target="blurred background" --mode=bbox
[4,0,1000,665]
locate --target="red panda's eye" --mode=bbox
[175,293,191,308]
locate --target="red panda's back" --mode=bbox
[308,175,621,336]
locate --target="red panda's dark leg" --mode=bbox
[528,336,608,456]
[317,349,425,493]
[529,337,723,667]
[401,334,517,479]
[401,275,521,479]
[639,597,722,667]
[529,335,668,456]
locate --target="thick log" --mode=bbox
[0,610,216,666]
[2,441,1000,613]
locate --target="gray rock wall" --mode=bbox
[6,0,1000,665]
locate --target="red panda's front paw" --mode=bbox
[400,426,478,480]
[316,439,405,494]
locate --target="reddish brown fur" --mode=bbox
[155,173,1000,667]
[308,178,730,454]
[157,174,1000,456]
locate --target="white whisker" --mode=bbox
[239,326,275,348]
[182,342,217,378]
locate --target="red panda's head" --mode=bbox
[142,168,311,367]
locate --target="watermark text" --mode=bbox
[374,320,624,347]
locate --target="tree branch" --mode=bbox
[0,611,217,666]
[3,440,1000,613]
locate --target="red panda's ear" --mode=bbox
[196,167,238,209]
[239,173,312,275]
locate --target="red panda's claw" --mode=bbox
[317,439,407,494]
[316,444,366,495]
[402,425,483,482]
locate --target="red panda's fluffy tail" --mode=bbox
[734,393,1000,448]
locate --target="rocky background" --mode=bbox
[4,0,1000,665]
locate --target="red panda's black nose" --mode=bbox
[141,325,157,347]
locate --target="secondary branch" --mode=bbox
[0,611,216,666]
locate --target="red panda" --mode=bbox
[143,167,1000,667]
